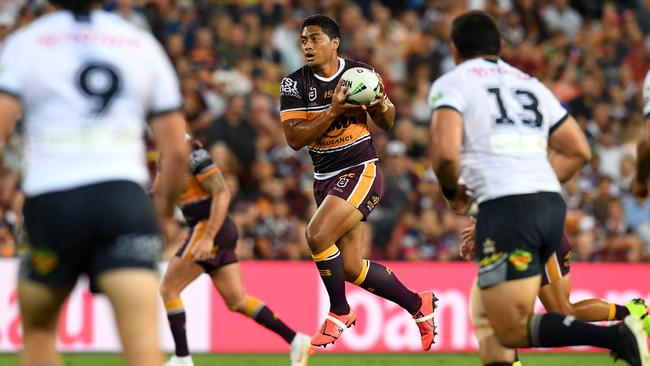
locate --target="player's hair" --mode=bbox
[50,0,102,13]
[301,14,342,49]
[451,11,501,59]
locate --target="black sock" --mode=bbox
[165,298,190,357]
[312,245,350,315]
[615,304,630,320]
[529,312,618,350]
[249,301,296,344]
[356,260,421,315]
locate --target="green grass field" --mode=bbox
[0,352,616,366]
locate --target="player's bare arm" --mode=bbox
[430,107,471,213]
[547,116,591,183]
[150,111,189,234]
[192,169,231,261]
[282,80,355,150]
[0,95,21,145]
[366,73,395,130]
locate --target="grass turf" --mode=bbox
[0,352,615,365]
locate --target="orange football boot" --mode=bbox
[311,310,357,348]
[412,291,438,351]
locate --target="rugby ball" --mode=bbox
[340,67,380,105]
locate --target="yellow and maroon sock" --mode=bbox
[165,298,190,357]
[608,303,630,321]
[244,295,296,344]
[355,260,421,315]
[312,244,350,315]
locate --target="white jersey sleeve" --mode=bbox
[0,32,27,98]
[147,35,182,116]
[643,70,650,118]
[537,80,569,133]
[428,72,467,113]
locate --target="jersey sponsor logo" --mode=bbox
[508,249,533,271]
[430,91,443,105]
[478,251,504,269]
[563,250,572,269]
[482,238,496,255]
[281,78,300,98]
[324,116,356,138]
[188,148,211,171]
[309,87,317,101]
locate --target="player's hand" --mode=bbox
[632,176,648,199]
[366,73,388,113]
[192,236,214,261]
[460,217,476,261]
[442,184,473,215]
[331,79,359,112]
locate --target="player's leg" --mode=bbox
[159,255,204,364]
[479,193,648,365]
[97,269,163,366]
[17,280,71,366]
[338,222,437,350]
[539,237,648,328]
[90,181,167,366]
[210,262,311,366]
[469,280,519,366]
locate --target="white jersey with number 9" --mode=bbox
[0,10,181,196]
[428,58,566,204]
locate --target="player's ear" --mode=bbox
[331,36,340,51]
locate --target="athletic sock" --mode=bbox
[355,260,421,315]
[529,312,618,349]
[165,298,190,357]
[245,295,296,344]
[611,304,630,320]
[312,244,350,315]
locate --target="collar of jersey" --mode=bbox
[313,57,346,82]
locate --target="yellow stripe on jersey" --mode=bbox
[348,161,376,208]
[196,165,220,182]
[280,110,322,122]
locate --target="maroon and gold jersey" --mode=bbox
[280,58,378,179]
[178,141,220,226]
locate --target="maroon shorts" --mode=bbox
[541,231,572,286]
[313,161,383,221]
[176,216,238,273]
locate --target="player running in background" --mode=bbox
[279,14,437,350]
[429,11,648,366]
[0,1,188,365]
[156,138,312,366]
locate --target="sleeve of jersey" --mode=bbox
[643,71,650,118]
[279,76,307,123]
[428,74,466,114]
[148,38,182,118]
[0,35,25,99]
[189,148,220,181]
[541,84,569,135]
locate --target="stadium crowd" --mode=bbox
[0,0,649,262]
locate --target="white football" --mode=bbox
[340,67,380,105]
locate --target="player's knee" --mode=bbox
[305,226,331,251]
[158,281,178,302]
[492,315,529,348]
[226,296,248,314]
[343,266,361,282]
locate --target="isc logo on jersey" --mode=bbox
[340,67,380,105]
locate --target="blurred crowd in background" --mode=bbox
[0,0,650,262]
